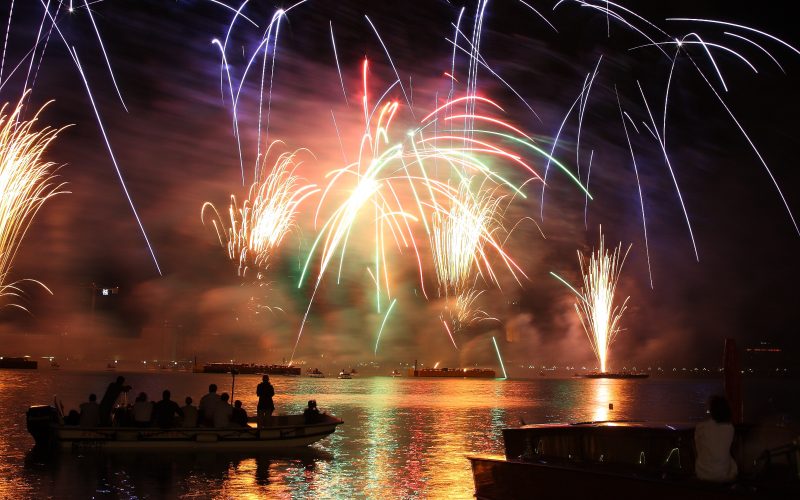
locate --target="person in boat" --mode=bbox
[256,375,275,426]
[303,399,321,424]
[79,393,100,427]
[694,395,738,482]
[132,392,153,428]
[99,375,131,426]
[199,383,220,426]
[152,389,184,428]
[181,396,198,427]
[231,400,248,427]
[213,392,234,428]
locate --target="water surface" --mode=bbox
[1,369,781,499]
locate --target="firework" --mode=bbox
[202,143,319,279]
[573,229,631,373]
[0,97,67,311]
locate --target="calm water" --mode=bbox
[0,369,790,499]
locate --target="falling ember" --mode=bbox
[202,143,319,279]
[0,97,67,312]
[574,229,631,373]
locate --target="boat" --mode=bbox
[337,370,352,379]
[468,420,799,499]
[0,356,37,369]
[391,370,402,377]
[26,405,343,451]
[202,363,301,376]
[50,361,61,370]
[307,368,325,378]
[574,371,649,379]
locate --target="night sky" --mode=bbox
[1,0,798,371]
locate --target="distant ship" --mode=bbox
[390,370,402,377]
[574,371,649,379]
[307,368,325,378]
[0,357,37,369]
[202,363,301,376]
[337,370,353,379]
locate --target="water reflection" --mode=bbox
[591,380,613,422]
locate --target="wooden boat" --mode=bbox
[26,406,343,451]
[469,420,799,499]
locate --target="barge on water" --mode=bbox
[201,363,301,376]
[573,371,649,379]
[409,367,496,378]
[0,356,37,369]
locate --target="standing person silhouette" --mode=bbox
[256,375,275,426]
[99,376,131,426]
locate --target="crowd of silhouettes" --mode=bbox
[73,377,261,429]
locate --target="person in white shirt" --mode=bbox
[213,392,234,428]
[132,392,153,427]
[199,384,220,426]
[695,395,738,482]
[79,394,100,427]
[181,396,198,427]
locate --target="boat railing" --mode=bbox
[505,424,696,478]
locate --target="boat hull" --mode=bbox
[28,406,342,451]
[468,455,775,500]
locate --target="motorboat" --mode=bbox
[390,370,402,377]
[468,420,799,499]
[337,370,352,379]
[307,368,325,378]
[26,406,343,451]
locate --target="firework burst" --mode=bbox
[573,229,631,373]
[202,142,319,279]
[0,97,67,312]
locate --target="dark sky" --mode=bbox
[1,0,798,371]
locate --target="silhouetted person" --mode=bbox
[181,396,198,427]
[99,376,131,426]
[232,400,248,427]
[303,399,321,424]
[695,395,738,482]
[256,375,275,426]
[199,383,220,426]
[79,394,100,427]
[152,390,184,428]
[213,392,233,428]
[132,392,153,427]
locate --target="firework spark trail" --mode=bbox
[374,297,397,354]
[492,336,507,379]
[82,0,127,111]
[329,22,349,106]
[0,97,68,311]
[36,0,162,275]
[568,229,630,373]
[202,143,319,278]
[0,0,15,86]
[615,86,652,289]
